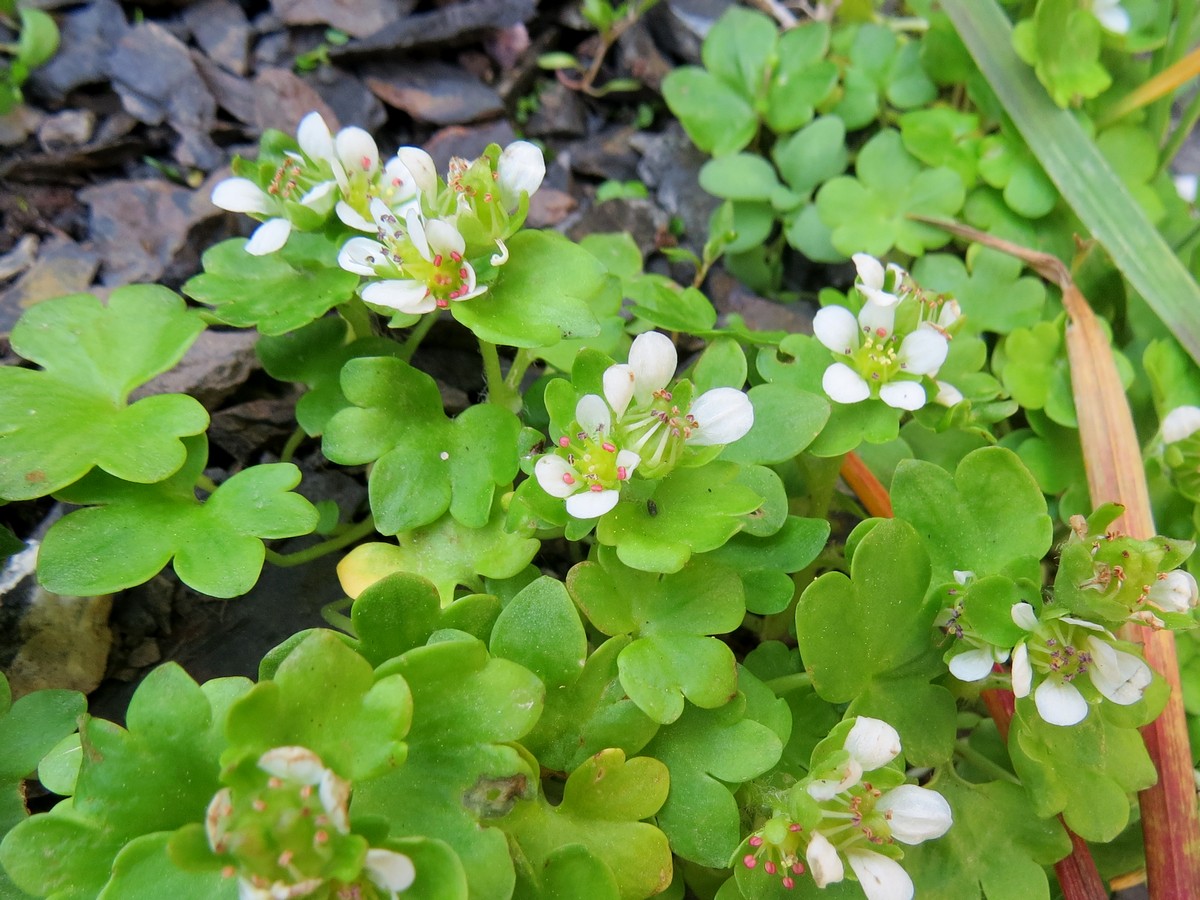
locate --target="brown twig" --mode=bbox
[914,214,1200,899]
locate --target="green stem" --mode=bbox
[399,313,438,362]
[953,740,1021,785]
[803,453,846,522]
[339,296,376,341]
[196,474,218,494]
[320,597,355,633]
[764,672,813,695]
[503,348,536,393]
[1156,86,1200,178]
[279,426,307,465]
[264,515,377,568]
[479,338,522,411]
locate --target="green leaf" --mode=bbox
[626,280,717,333]
[662,68,759,156]
[815,129,964,257]
[899,107,981,188]
[706,516,830,615]
[701,7,777,98]
[323,356,520,534]
[719,383,830,465]
[452,230,606,349]
[890,446,1052,585]
[38,438,317,598]
[1011,0,1110,107]
[490,576,587,692]
[256,317,406,436]
[699,155,782,202]
[499,749,672,900]
[337,501,540,605]
[225,631,411,780]
[16,9,59,69]
[0,288,207,500]
[641,674,786,866]
[903,778,1070,900]
[567,550,744,723]
[764,24,838,132]
[771,116,849,198]
[183,234,360,335]
[942,0,1200,367]
[0,668,250,900]
[911,244,1046,334]
[358,639,544,900]
[977,133,1058,219]
[580,233,644,280]
[98,833,235,900]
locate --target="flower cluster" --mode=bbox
[534,331,754,518]
[736,718,952,900]
[337,140,545,316]
[814,254,961,411]
[205,746,415,899]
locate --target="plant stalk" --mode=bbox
[265,515,377,568]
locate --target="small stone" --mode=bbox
[527,188,577,228]
[0,106,43,148]
[209,396,300,462]
[568,125,642,182]
[364,61,504,125]
[253,67,341,135]
[184,0,253,76]
[28,0,131,100]
[424,120,517,173]
[4,585,113,698]
[331,0,537,60]
[523,81,587,139]
[568,197,670,258]
[37,109,96,151]
[0,237,100,337]
[271,0,414,39]
[635,121,720,252]
[132,329,262,409]
[646,0,733,65]
[303,66,386,133]
[0,234,38,282]
[616,20,672,94]
[194,54,258,125]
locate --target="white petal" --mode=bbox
[806,761,861,801]
[535,455,581,498]
[616,449,640,477]
[1034,677,1089,726]
[1094,1,1130,34]
[424,218,466,255]
[853,252,886,290]
[382,156,420,204]
[897,324,949,376]
[1086,637,1152,705]
[845,849,914,900]
[336,126,380,176]
[1148,571,1199,613]
[628,331,677,403]
[362,279,434,314]
[336,200,375,232]
[603,364,636,418]
[823,363,870,404]
[397,146,438,196]
[1175,174,1198,203]
[296,111,334,162]
[365,849,416,893]
[806,832,845,888]
[858,298,897,336]
[576,394,612,436]
[1162,406,1200,444]
[688,388,754,446]
[300,180,336,208]
[406,207,431,260]
[370,196,396,230]
[875,784,953,844]
[844,716,901,770]
[813,305,861,354]
[338,237,387,276]
[318,769,351,833]
[566,489,620,518]
[212,177,273,215]
[879,381,926,411]
[937,299,961,329]
[258,746,327,784]
[1062,616,1106,631]
[934,381,964,407]
[1011,602,1039,632]
[497,140,546,209]
[245,218,292,255]
[1011,642,1032,697]
[949,647,997,682]
[205,788,233,849]
[953,570,975,585]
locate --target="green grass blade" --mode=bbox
[941,0,1200,367]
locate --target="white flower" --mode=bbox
[1010,641,1033,697]
[210,178,298,256]
[1146,570,1199,613]
[497,140,546,210]
[846,848,914,900]
[805,831,845,888]
[257,746,350,833]
[601,331,753,470]
[809,716,900,800]
[1092,0,1130,34]
[396,146,438,197]
[535,395,639,519]
[934,380,964,407]
[1085,636,1153,705]
[1034,676,1090,727]
[878,381,926,411]
[875,784,953,844]
[897,324,948,376]
[948,645,1008,682]
[238,877,326,900]
[364,849,416,897]
[822,361,871,404]
[852,253,905,308]
[1162,405,1200,444]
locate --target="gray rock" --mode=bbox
[424,120,516,173]
[0,106,42,148]
[523,81,587,139]
[132,329,262,409]
[364,60,504,125]
[195,53,258,126]
[37,109,96,151]
[253,67,342,134]
[210,396,299,463]
[272,0,414,39]
[303,66,387,134]
[646,0,732,65]
[331,0,537,60]
[567,125,642,181]
[183,0,253,76]
[568,197,670,258]
[0,237,100,337]
[635,121,720,252]
[27,0,130,100]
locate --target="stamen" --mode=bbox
[617,466,628,480]
[602,441,616,452]
[433,254,443,267]
[589,484,604,493]
[558,436,570,447]
[743,855,757,869]
[562,474,576,485]
[451,251,463,262]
